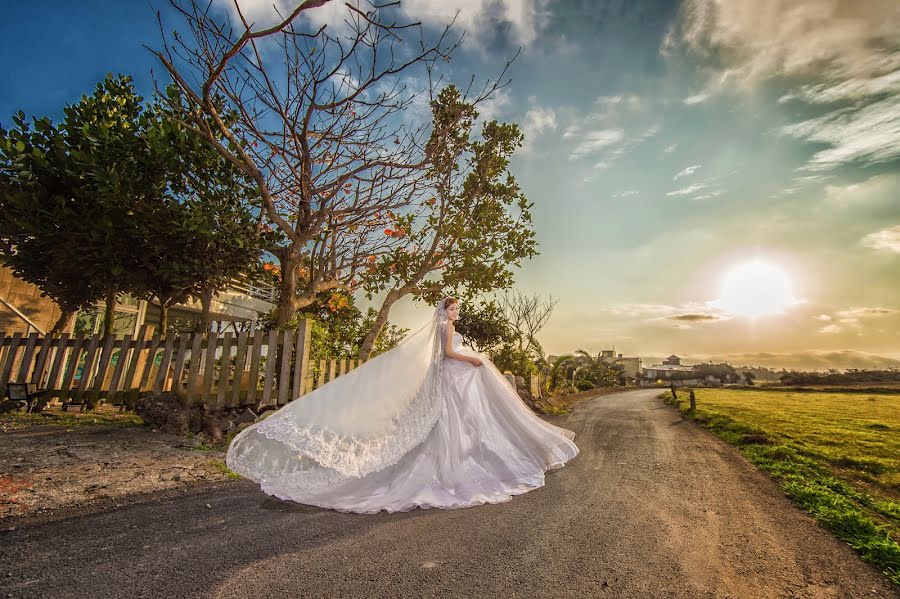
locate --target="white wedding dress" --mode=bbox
[226,300,579,514]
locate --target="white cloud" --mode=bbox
[663,0,900,89]
[218,0,552,47]
[666,183,706,197]
[663,143,679,154]
[475,88,512,126]
[399,0,552,47]
[520,104,557,153]
[568,129,625,160]
[690,189,725,201]
[664,0,900,171]
[779,98,900,171]
[565,95,658,171]
[820,324,841,334]
[674,164,701,180]
[683,93,709,105]
[779,65,900,105]
[861,225,900,253]
[613,190,640,199]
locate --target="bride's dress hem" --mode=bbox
[254,457,572,515]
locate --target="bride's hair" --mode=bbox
[443,297,458,308]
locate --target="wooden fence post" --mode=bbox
[292,319,311,398]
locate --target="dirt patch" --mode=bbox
[0,423,236,520]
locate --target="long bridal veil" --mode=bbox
[226,300,449,495]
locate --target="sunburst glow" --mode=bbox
[714,260,797,317]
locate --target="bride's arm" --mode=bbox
[444,323,483,367]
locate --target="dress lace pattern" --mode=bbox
[226,299,450,487]
[250,364,444,479]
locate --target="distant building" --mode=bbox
[599,349,642,379]
[642,354,694,381]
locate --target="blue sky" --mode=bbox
[3,1,899,370]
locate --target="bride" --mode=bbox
[226,297,579,514]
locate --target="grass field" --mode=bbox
[664,387,900,586]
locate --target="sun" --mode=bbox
[712,260,797,317]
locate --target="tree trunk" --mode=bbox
[51,310,75,334]
[275,250,301,326]
[194,286,214,333]
[359,289,401,361]
[103,290,117,337]
[159,301,170,335]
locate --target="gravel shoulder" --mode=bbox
[0,423,236,522]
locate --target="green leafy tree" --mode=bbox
[141,89,271,333]
[488,343,538,381]
[359,86,537,359]
[454,298,514,352]
[1,75,271,335]
[0,75,155,333]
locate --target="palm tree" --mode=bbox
[571,349,622,389]
[549,354,576,391]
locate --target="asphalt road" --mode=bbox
[1,389,897,598]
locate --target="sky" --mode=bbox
[2,0,899,371]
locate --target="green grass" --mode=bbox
[0,409,143,430]
[663,388,900,586]
[210,460,241,480]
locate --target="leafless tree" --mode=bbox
[500,289,558,353]
[149,0,464,325]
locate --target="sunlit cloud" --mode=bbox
[824,174,896,207]
[816,306,899,334]
[666,313,721,322]
[861,225,900,253]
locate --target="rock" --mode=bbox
[204,415,233,443]
[235,421,254,434]
[234,408,258,426]
[254,407,278,423]
[0,400,24,414]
